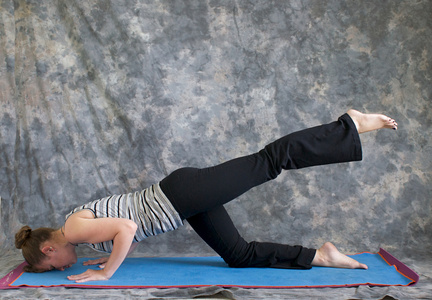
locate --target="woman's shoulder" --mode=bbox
[63,209,97,244]
[70,209,95,219]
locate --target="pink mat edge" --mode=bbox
[378,248,419,286]
[0,261,27,290]
[0,250,419,290]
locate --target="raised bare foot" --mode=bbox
[311,242,368,269]
[347,109,397,134]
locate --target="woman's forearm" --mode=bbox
[127,242,139,256]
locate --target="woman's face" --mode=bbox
[37,243,78,272]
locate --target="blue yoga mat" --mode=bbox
[3,250,417,289]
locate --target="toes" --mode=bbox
[386,118,398,130]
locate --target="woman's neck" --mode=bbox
[56,227,78,247]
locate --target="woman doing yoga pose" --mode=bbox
[15,109,397,283]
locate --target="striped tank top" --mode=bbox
[65,182,183,253]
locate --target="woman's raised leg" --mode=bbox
[160,110,397,219]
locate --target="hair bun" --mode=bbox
[15,225,32,249]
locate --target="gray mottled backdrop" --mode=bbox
[1,0,431,299]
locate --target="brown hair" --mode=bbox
[15,225,56,272]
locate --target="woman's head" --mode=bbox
[15,226,55,272]
[15,225,77,272]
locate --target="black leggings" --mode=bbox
[160,113,362,269]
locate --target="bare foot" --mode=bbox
[311,242,368,269]
[347,109,397,134]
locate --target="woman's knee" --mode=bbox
[221,241,263,268]
[223,255,249,268]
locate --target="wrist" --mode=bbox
[101,267,113,279]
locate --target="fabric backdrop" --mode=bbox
[1,0,431,299]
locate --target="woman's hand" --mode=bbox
[67,268,110,283]
[83,257,109,269]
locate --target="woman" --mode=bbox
[15,109,398,283]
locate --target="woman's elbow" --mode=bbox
[125,220,138,234]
